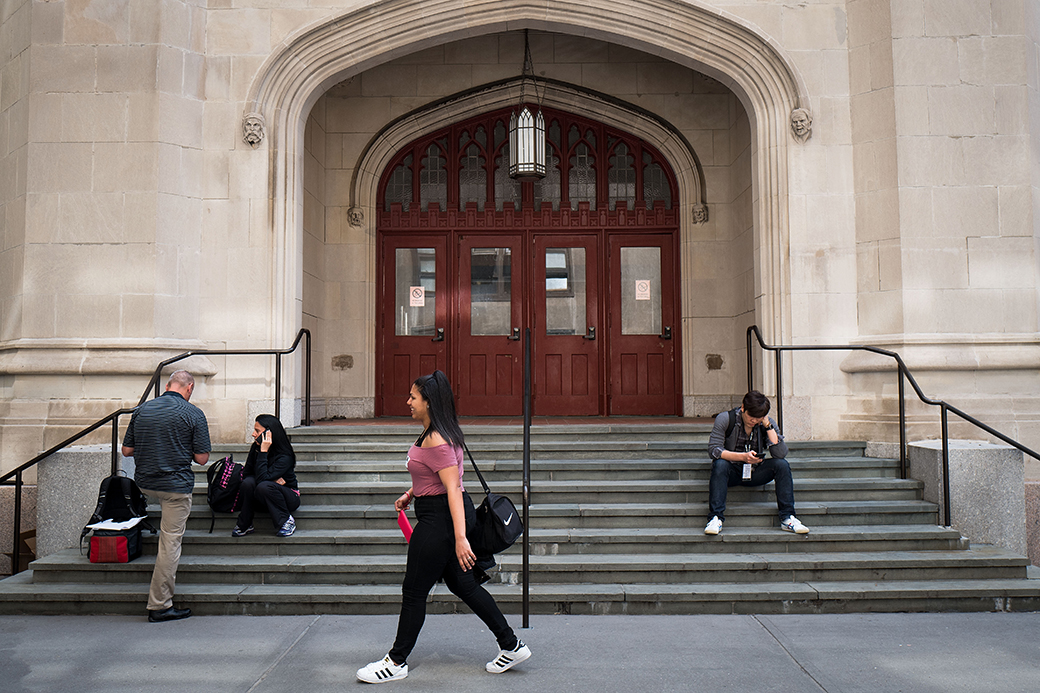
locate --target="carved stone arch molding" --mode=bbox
[246,0,809,357]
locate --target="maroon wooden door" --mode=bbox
[607,233,678,415]
[377,234,449,416]
[455,234,525,415]
[532,234,601,415]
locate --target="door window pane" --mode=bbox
[470,248,511,336]
[621,247,661,335]
[545,248,586,335]
[395,248,436,336]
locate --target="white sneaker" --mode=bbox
[781,516,809,534]
[486,640,531,674]
[357,654,408,683]
[704,516,723,535]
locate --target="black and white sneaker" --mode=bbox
[357,654,408,683]
[486,640,531,673]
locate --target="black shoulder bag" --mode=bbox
[462,443,524,557]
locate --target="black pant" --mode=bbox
[388,493,516,665]
[235,476,300,530]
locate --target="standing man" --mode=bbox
[122,370,211,622]
[704,390,809,536]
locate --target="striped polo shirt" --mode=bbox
[123,390,211,494]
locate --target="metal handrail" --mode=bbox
[1,329,312,575]
[746,325,1040,527]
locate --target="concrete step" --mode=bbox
[182,499,939,532]
[182,477,923,507]
[23,546,1032,586]
[145,524,968,556]
[3,571,1039,616]
[193,456,901,483]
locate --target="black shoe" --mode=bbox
[148,606,192,623]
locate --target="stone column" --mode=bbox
[36,447,125,558]
[908,439,1027,555]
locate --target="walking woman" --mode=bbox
[232,414,300,537]
[357,371,531,683]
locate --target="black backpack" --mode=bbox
[206,455,244,533]
[79,472,155,558]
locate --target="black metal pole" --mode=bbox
[746,329,754,392]
[522,328,531,628]
[774,349,783,434]
[12,471,22,575]
[275,355,282,420]
[898,369,907,478]
[941,405,951,528]
[305,330,312,425]
[111,416,120,476]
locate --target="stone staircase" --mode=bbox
[2,422,1039,615]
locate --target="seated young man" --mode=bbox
[704,390,809,536]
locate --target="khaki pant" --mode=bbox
[139,487,192,611]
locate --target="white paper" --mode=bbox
[409,286,425,307]
[635,280,651,300]
[742,463,752,480]
[87,516,146,531]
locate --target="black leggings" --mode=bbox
[235,476,300,530]
[388,493,517,665]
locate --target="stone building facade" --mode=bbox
[1,2,1039,552]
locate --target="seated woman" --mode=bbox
[232,414,300,537]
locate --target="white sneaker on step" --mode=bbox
[781,516,809,534]
[704,516,723,535]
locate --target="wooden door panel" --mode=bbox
[533,235,600,415]
[608,234,678,415]
[455,235,524,415]
[378,235,448,416]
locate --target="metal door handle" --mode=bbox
[660,326,672,340]
[583,326,596,340]
[509,327,521,341]
[432,328,445,342]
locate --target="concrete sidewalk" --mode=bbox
[1,612,1039,693]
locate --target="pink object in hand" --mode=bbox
[397,510,413,542]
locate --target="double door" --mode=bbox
[377,231,677,416]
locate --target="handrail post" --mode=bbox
[898,369,907,478]
[746,328,754,392]
[941,404,952,528]
[111,416,120,476]
[522,327,531,628]
[774,348,783,434]
[305,330,312,425]
[12,471,22,575]
[275,354,282,421]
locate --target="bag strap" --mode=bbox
[461,442,491,497]
[724,407,741,443]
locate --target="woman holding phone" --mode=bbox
[232,414,300,537]
[356,370,530,684]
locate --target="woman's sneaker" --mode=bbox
[357,654,407,683]
[231,525,254,537]
[277,516,296,537]
[486,640,531,674]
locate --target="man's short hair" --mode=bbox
[742,390,771,418]
[167,370,195,389]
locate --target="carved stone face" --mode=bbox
[348,207,364,227]
[243,114,265,148]
[692,204,709,224]
[790,108,812,141]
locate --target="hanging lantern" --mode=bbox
[508,30,547,182]
[509,105,546,181]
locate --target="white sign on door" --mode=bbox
[409,286,425,307]
[635,280,651,301]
